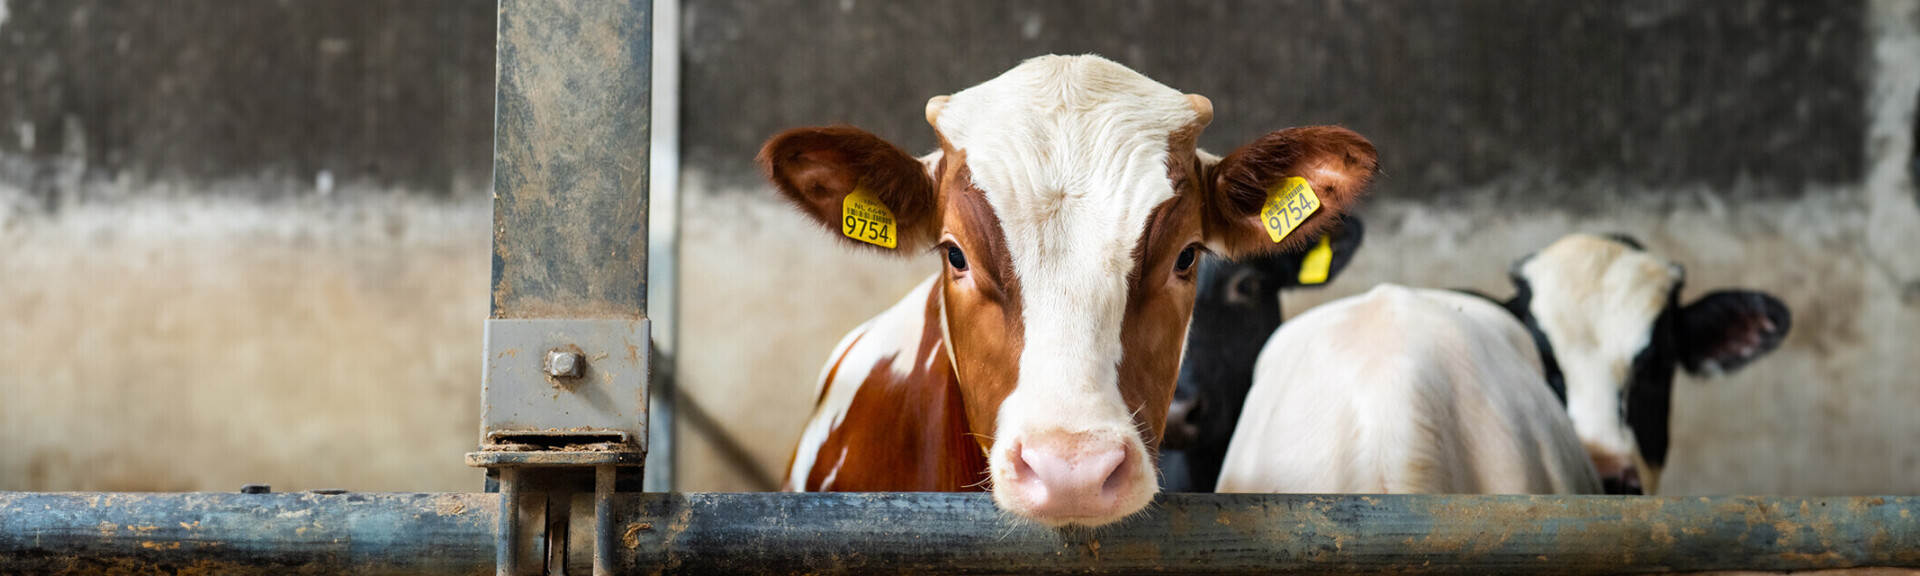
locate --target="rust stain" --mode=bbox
[126,524,160,533]
[624,522,650,549]
[434,494,470,516]
[1650,521,1677,546]
[139,541,182,550]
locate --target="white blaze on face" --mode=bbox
[934,55,1201,522]
[1519,234,1678,478]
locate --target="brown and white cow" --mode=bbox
[763,55,1377,527]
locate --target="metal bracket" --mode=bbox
[468,318,649,576]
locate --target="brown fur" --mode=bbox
[1118,193,1204,447]
[758,126,941,254]
[800,286,988,491]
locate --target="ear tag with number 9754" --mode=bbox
[842,187,898,249]
[1259,177,1321,244]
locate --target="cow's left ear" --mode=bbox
[1201,126,1378,259]
[1676,290,1792,376]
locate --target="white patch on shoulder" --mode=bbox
[936,54,1200,442]
[787,275,938,490]
[1519,234,1679,472]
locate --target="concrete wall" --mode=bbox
[673,0,1920,495]
[2,0,1916,496]
[0,0,495,492]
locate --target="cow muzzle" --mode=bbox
[993,430,1155,527]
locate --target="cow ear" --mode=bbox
[1201,126,1378,259]
[758,126,941,255]
[1676,290,1792,376]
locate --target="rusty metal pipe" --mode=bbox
[0,492,496,575]
[578,492,1920,575]
[7,492,1917,575]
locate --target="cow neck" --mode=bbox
[1452,286,1568,406]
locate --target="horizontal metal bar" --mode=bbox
[0,492,497,575]
[5,492,1917,575]
[584,493,1920,575]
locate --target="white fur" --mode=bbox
[786,275,937,490]
[1217,284,1601,494]
[1518,234,1680,492]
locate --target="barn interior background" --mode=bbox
[0,0,1915,496]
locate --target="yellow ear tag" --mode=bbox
[1259,177,1321,244]
[1297,234,1335,285]
[841,187,898,249]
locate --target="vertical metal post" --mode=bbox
[593,466,617,576]
[496,468,521,573]
[475,1,653,574]
[489,0,653,320]
[643,0,683,495]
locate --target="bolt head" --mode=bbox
[547,350,584,378]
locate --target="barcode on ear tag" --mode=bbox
[841,187,898,249]
[1297,234,1335,285]
[1259,177,1321,244]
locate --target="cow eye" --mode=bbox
[1174,245,1199,274]
[946,245,969,271]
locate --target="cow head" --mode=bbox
[760,55,1376,526]
[1508,233,1792,494]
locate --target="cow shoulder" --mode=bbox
[785,276,986,492]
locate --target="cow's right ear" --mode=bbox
[758,126,941,255]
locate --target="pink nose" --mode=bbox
[1005,434,1135,520]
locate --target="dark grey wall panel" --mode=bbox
[0,1,1870,212]
[682,0,1867,209]
[0,0,495,206]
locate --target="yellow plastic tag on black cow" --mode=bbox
[1259,177,1320,244]
[841,187,897,249]
[1297,234,1334,285]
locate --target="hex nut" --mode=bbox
[547,349,584,378]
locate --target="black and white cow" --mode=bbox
[1158,217,1364,493]
[1499,233,1792,494]
[1217,233,1791,494]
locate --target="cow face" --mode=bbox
[1510,234,1791,494]
[760,55,1376,526]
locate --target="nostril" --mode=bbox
[1100,448,1133,497]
